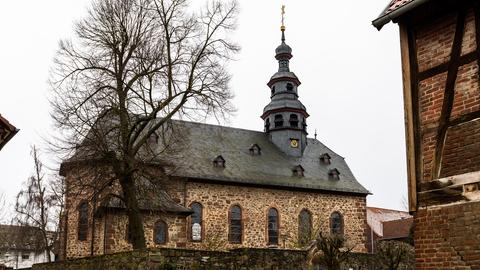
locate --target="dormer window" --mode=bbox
[274,114,284,128]
[148,132,159,144]
[289,114,299,128]
[213,155,225,168]
[292,165,305,177]
[249,144,261,156]
[320,153,331,165]
[329,168,340,180]
[286,83,294,91]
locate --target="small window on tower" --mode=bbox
[289,114,299,128]
[265,118,270,132]
[274,115,284,128]
[271,86,276,95]
[286,83,294,91]
[213,155,226,168]
[328,168,340,180]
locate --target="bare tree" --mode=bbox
[14,146,62,263]
[50,0,238,249]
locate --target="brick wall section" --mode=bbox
[404,4,480,270]
[414,201,480,270]
[440,118,480,178]
[415,8,480,181]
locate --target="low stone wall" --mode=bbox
[32,248,413,270]
[32,248,308,270]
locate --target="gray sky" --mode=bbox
[0,0,405,217]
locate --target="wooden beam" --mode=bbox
[432,9,467,179]
[417,170,480,207]
[400,23,418,213]
[417,51,476,81]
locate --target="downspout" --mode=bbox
[90,196,97,256]
[103,210,108,255]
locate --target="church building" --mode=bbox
[59,23,369,258]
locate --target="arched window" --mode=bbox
[271,86,276,95]
[330,212,344,235]
[229,205,242,243]
[274,115,284,128]
[77,202,88,241]
[267,208,279,245]
[286,83,294,91]
[190,202,203,241]
[298,209,312,246]
[289,114,299,128]
[154,220,168,244]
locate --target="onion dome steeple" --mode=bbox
[261,6,309,157]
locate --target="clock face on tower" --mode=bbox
[290,138,299,148]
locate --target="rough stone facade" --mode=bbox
[62,169,367,258]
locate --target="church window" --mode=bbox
[330,212,344,235]
[274,114,283,128]
[265,118,270,132]
[286,83,294,91]
[267,208,279,245]
[229,205,242,243]
[249,144,261,156]
[213,155,225,168]
[298,209,312,246]
[328,168,340,180]
[154,220,168,244]
[289,114,299,128]
[77,202,88,241]
[292,165,304,177]
[320,153,331,165]
[190,202,203,241]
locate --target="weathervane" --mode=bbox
[281,5,286,32]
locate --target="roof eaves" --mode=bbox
[372,0,432,30]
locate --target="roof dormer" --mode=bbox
[328,168,340,180]
[213,155,225,168]
[249,144,261,156]
[292,165,305,177]
[320,153,331,165]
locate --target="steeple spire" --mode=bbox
[261,8,309,157]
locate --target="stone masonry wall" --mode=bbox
[183,181,367,252]
[63,167,367,258]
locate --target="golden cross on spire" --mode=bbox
[281,5,286,31]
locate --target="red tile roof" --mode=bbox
[386,0,414,14]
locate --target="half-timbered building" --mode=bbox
[374,0,480,268]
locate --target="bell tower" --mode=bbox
[261,6,309,157]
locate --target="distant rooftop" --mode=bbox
[367,207,411,237]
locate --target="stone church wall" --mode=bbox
[183,181,367,252]
[62,167,367,258]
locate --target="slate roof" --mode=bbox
[154,120,369,195]
[372,0,431,30]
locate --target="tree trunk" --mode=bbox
[120,174,146,249]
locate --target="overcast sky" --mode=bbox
[0,0,405,219]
